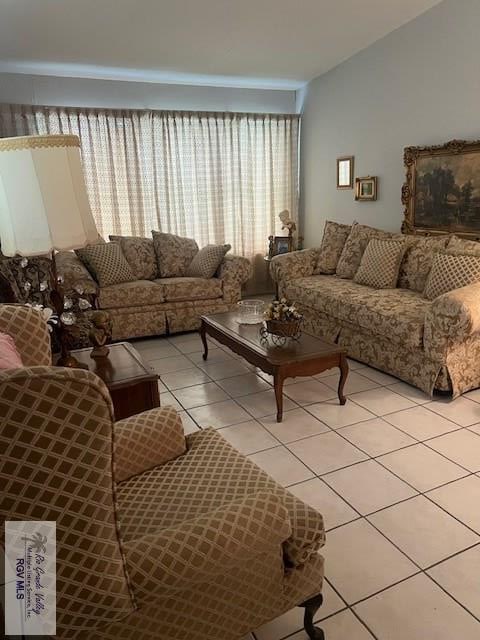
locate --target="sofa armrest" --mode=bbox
[123,491,291,600]
[217,254,252,303]
[424,282,480,358]
[55,250,98,296]
[269,249,318,288]
[114,406,186,482]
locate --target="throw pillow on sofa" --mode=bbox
[76,242,135,287]
[0,332,23,369]
[186,244,231,279]
[109,235,158,280]
[398,235,449,292]
[423,252,480,300]
[354,238,406,289]
[314,220,351,274]
[152,231,199,278]
[446,234,480,256]
[336,222,401,279]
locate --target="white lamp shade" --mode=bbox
[0,134,99,256]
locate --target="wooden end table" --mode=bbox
[69,342,160,420]
[200,312,348,422]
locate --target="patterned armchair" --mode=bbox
[0,304,326,640]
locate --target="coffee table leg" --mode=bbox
[274,370,284,422]
[338,354,348,405]
[200,321,208,361]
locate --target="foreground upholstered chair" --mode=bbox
[0,304,326,640]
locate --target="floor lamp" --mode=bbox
[0,134,99,366]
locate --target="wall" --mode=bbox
[0,72,296,113]
[300,0,480,247]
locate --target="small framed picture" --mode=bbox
[355,176,378,201]
[337,156,354,189]
[273,236,292,255]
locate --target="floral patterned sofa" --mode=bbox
[56,235,252,341]
[270,222,480,398]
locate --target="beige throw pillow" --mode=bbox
[354,238,406,289]
[423,252,480,300]
[152,231,199,278]
[336,222,401,279]
[186,244,231,278]
[446,234,480,256]
[76,242,135,287]
[398,235,449,292]
[109,235,158,280]
[314,221,352,274]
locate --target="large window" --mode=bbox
[0,104,299,262]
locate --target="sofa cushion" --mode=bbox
[98,280,164,310]
[446,234,480,256]
[155,277,223,302]
[152,231,199,278]
[314,220,351,275]
[76,242,135,287]
[424,252,480,300]
[285,275,430,348]
[336,222,400,279]
[354,238,406,289]
[186,244,231,278]
[398,235,449,292]
[109,235,158,280]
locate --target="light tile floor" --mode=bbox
[133,331,480,640]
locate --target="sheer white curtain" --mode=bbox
[0,104,299,268]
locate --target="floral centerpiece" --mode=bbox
[263,298,303,339]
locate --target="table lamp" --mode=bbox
[0,134,100,366]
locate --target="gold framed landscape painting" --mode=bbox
[402,139,480,237]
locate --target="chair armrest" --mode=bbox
[0,304,51,366]
[114,406,186,482]
[217,254,252,303]
[55,250,98,296]
[269,249,318,288]
[424,282,480,358]
[123,491,291,600]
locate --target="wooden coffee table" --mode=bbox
[69,342,160,420]
[200,312,348,422]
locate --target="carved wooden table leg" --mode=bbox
[338,354,349,405]
[301,593,325,640]
[200,321,209,361]
[273,369,285,422]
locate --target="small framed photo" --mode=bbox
[355,176,378,201]
[273,236,292,255]
[337,156,354,189]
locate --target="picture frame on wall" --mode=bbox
[402,139,480,237]
[337,156,354,189]
[355,176,378,201]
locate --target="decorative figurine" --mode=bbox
[268,235,275,259]
[89,310,113,358]
[278,209,297,235]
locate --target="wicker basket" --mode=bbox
[265,319,302,338]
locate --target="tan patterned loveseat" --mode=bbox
[0,304,326,640]
[271,229,480,398]
[55,238,252,341]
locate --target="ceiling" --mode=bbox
[0,0,443,88]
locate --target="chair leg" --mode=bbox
[300,593,325,640]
